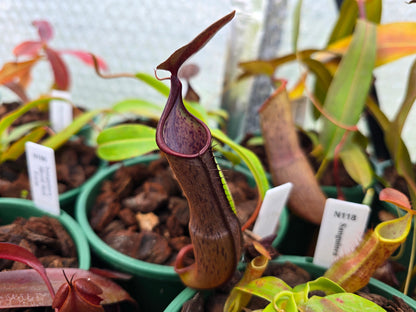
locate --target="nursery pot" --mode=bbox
[164,255,416,311]
[76,153,289,312]
[0,197,90,270]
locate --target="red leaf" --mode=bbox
[33,20,53,42]
[60,50,108,71]
[379,187,413,213]
[45,47,70,90]
[13,40,43,57]
[0,268,136,309]
[0,243,55,299]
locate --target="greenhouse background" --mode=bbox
[1,0,416,158]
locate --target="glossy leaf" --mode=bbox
[0,268,135,309]
[0,243,55,299]
[45,47,70,90]
[211,129,269,200]
[97,124,158,161]
[110,98,163,120]
[319,19,376,159]
[135,72,170,97]
[235,276,292,302]
[303,293,386,311]
[42,108,103,150]
[328,22,416,67]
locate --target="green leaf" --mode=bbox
[303,293,386,311]
[112,98,163,120]
[134,72,170,97]
[327,0,381,45]
[97,124,158,161]
[3,120,48,146]
[292,0,303,52]
[0,97,54,136]
[319,19,376,159]
[0,127,47,162]
[42,109,103,150]
[211,129,270,199]
[339,144,374,189]
[235,276,292,302]
[392,58,416,135]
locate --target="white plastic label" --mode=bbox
[313,198,371,268]
[49,89,72,132]
[252,183,293,238]
[25,142,60,215]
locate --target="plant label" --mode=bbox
[49,89,72,132]
[252,182,293,238]
[313,198,370,268]
[25,142,60,215]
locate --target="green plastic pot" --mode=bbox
[164,255,416,311]
[0,197,90,270]
[76,153,289,311]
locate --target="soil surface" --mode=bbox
[0,215,78,270]
[181,260,413,312]
[89,156,267,266]
[0,101,100,199]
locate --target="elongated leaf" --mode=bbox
[0,268,135,308]
[320,19,376,158]
[327,0,381,45]
[45,46,69,90]
[238,49,318,79]
[0,243,55,299]
[135,72,170,97]
[3,120,48,145]
[392,58,416,135]
[303,293,385,311]
[0,97,53,136]
[211,129,269,200]
[42,109,103,150]
[111,98,163,120]
[339,144,374,189]
[292,0,303,52]
[1,126,47,162]
[328,22,416,67]
[96,124,158,161]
